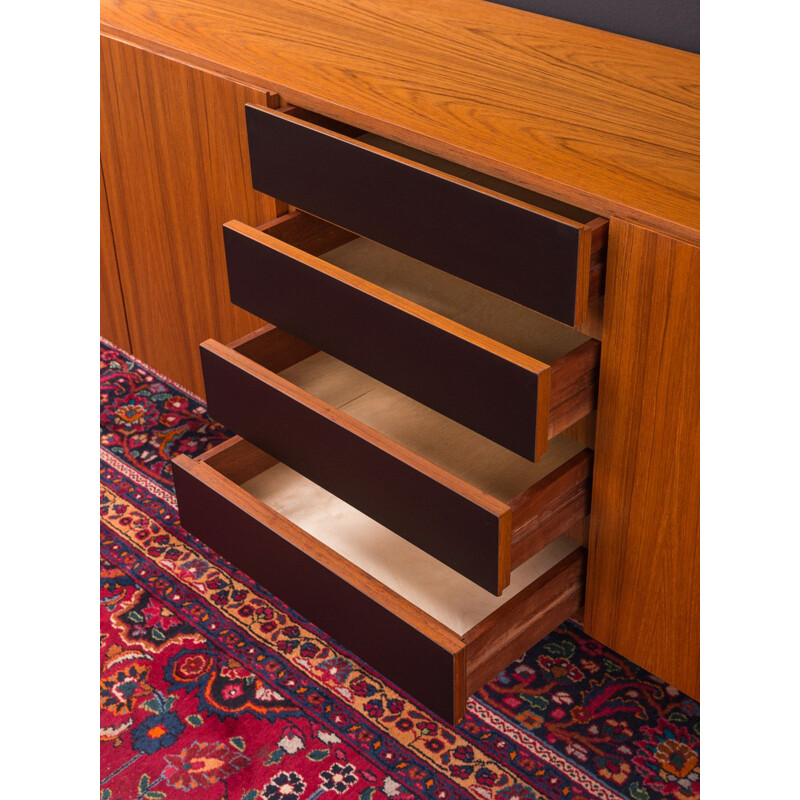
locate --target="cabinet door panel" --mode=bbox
[585,219,699,699]
[100,35,283,395]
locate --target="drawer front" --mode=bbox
[224,220,550,461]
[200,338,512,594]
[172,452,465,721]
[245,105,606,326]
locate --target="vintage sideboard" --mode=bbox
[100,0,699,720]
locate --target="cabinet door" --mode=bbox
[100,36,284,395]
[584,219,699,699]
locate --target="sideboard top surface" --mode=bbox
[100,0,699,242]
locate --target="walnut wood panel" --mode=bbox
[584,220,699,699]
[246,105,602,326]
[100,0,699,241]
[172,448,466,721]
[100,163,131,351]
[223,219,554,461]
[100,35,284,395]
[199,338,513,594]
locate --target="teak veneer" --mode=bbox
[585,220,700,699]
[100,164,130,351]
[100,36,283,394]
[100,0,699,241]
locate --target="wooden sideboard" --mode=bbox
[100,0,699,700]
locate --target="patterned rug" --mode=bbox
[100,339,699,800]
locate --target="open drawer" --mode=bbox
[245,105,607,326]
[224,212,600,461]
[172,435,586,723]
[199,324,592,595]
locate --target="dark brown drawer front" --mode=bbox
[200,339,511,593]
[246,105,605,326]
[172,453,464,721]
[224,221,549,461]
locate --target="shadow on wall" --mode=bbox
[488,0,699,53]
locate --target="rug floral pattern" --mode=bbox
[100,340,699,799]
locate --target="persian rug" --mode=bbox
[100,339,699,800]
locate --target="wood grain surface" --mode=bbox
[584,220,699,699]
[509,450,593,570]
[227,324,319,374]
[198,435,279,486]
[548,339,601,439]
[100,36,284,395]
[100,0,699,241]
[100,164,131,351]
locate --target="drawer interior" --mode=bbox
[219,326,592,580]
[254,211,601,454]
[227,216,600,461]
[201,437,581,636]
[201,328,593,592]
[243,461,579,636]
[261,211,591,366]
[277,350,584,504]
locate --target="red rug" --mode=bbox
[100,339,699,800]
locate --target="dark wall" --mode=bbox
[489,0,699,54]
